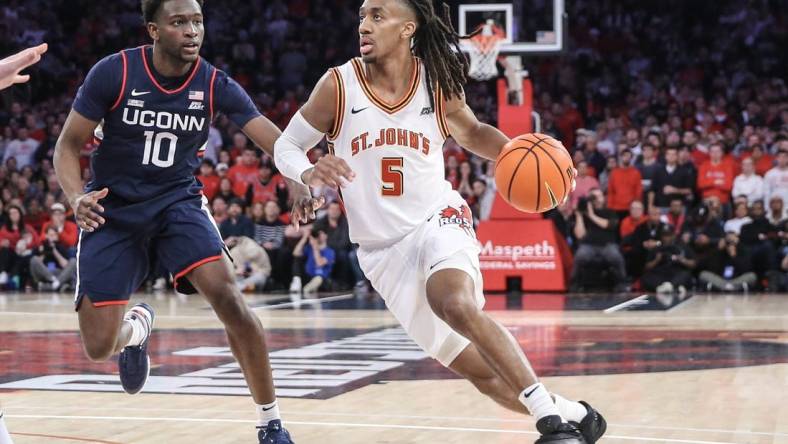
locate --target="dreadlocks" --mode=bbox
[404,0,478,108]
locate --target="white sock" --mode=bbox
[553,393,588,423]
[519,383,563,422]
[124,315,147,347]
[0,410,13,444]
[256,400,281,427]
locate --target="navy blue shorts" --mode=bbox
[74,191,226,309]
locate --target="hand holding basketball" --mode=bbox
[494,133,574,213]
[71,187,108,232]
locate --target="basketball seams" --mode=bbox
[532,146,541,211]
[533,140,568,201]
[505,146,536,204]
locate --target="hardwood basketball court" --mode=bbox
[1,290,786,443]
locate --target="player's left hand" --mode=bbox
[0,43,48,91]
[291,194,325,230]
[71,188,108,232]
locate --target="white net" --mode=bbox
[466,22,505,81]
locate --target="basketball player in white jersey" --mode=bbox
[0,41,48,444]
[275,1,605,442]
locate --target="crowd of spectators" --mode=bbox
[0,0,785,294]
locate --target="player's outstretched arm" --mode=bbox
[0,43,47,91]
[274,70,355,190]
[54,110,107,232]
[444,91,510,161]
[241,115,324,227]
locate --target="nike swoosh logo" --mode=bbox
[261,405,277,411]
[523,385,540,398]
[351,106,368,114]
[131,89,150,96]
[429,258,450,271]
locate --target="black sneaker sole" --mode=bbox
[535,432,586,444]
[576,401,607,444]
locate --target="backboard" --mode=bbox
[448,0,566,54]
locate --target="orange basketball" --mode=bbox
[494,133,574,213]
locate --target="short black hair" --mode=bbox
[311,227,326,238]
[141,0,204,23]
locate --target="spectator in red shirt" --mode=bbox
[0,205,40,286]
[216,177,237,203]
[227,146,260,193]
[24,199,49,233]
[742,144,775,176]
[39,203,78,249]
[197,159,220,201]
[443,138,467,164]
[227,132,251,163]
[556,96,584,149]
[620,200,646,238]
[606,149,643,217]
[570,160,600,209]
[244,160,289,209]
[697,143,735,204]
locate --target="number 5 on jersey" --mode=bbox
[381,157,404,196]
[142,131,178,167]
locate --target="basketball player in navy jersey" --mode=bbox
[54,1,307,442]
[275,1,605,443]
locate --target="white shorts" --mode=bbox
[357,191,485,367]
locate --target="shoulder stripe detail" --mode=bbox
[141,45,201,95]
[327,68,345,140]
[109,50,128,111]
[209,67,218,121]
[435,84,450,139]
[350,58,420,114]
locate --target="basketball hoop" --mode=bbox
[466,21,505,81]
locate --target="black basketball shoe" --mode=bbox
[534,415,586,444]
[118,302,154,394]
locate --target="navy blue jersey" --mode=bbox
[73,45,260,203]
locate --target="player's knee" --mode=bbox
[438,297,480,329]
[82,338,115,362]
[212,291,258,332]
[213,292,247,320]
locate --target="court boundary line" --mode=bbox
[3,414,760,444]
[253,293,355,310]
[8,405,788,437]
[6,405,787,437]
[603,295,649,313]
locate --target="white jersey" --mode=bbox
[328,57,452,248]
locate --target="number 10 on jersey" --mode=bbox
[142,131,178,167]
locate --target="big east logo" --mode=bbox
[438,205,474,236]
